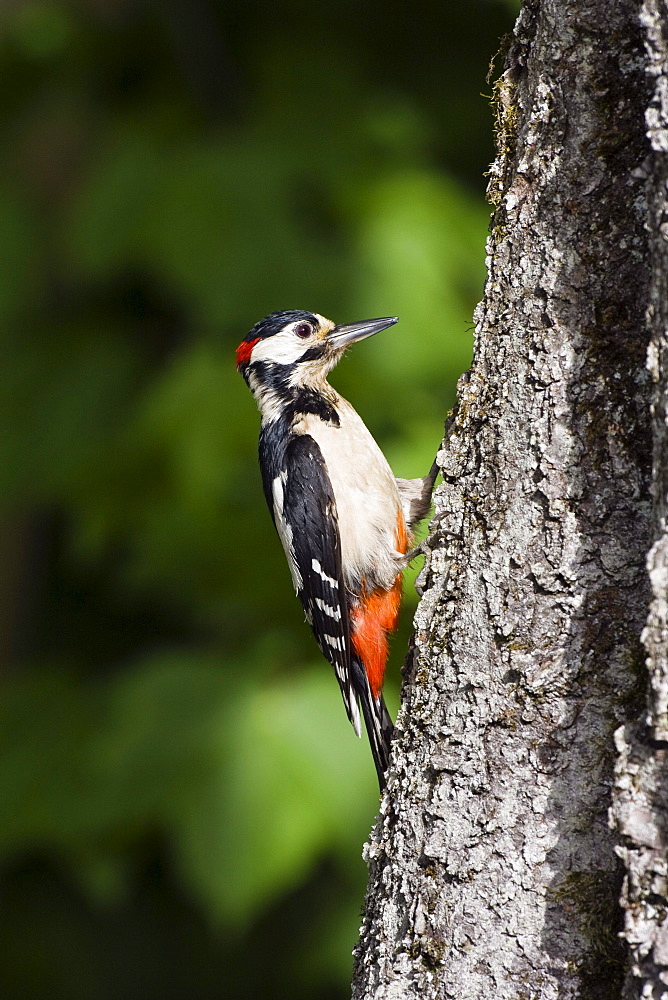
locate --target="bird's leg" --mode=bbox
[404,518,461,566]
[404,513,461,597]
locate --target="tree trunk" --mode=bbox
[353,2,654,998]
[611,2,668,998]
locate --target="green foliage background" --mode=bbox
[0,1,515,997]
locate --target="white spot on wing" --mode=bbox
[311,558,339,588]
[315,597,342,620]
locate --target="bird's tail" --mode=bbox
[352,658,394,789]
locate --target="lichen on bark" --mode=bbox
[610,2,668,998]
[353,3,653,998]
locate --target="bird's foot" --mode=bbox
[405,517,461,597]
[404,526,461,565]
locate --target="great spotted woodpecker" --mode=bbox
[236,310,437,788]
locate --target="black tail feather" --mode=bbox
[352,659,394,790]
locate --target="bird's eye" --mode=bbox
[294,322,313,338]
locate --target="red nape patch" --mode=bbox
[236,336,260,369]
[351,576,403,699]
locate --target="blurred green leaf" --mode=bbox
[8,2,75,60]
[350,169,487,384]
[0,322,141,505]
[176,667,376,928]
[0,186,40,324]
[0,653,376,929]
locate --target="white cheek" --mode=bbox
[251,330,309,365]
[247,370,283,422]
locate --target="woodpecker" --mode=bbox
[236,310,437,788]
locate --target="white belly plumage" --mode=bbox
[294,401,405,594]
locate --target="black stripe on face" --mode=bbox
[251,361,340,425]
[297,344,327,363]
[252,360,292,395]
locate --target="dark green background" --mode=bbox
[0,1,515,997]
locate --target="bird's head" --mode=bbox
[236,310,398,408]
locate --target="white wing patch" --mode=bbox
[272,475,303,591]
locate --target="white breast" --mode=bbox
[294,399,404,593]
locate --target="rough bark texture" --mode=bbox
[353,2,653,998]
[611,2,668,998]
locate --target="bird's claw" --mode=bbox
[406,519,461,596]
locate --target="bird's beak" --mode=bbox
[326,316,398,348]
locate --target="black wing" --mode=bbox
[260,430,394,785]
[275,434,361,737]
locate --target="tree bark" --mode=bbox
[353,2,653,998]
[611,3,668,998]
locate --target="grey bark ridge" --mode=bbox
[354,2,652,998]
[611,2,668,998]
